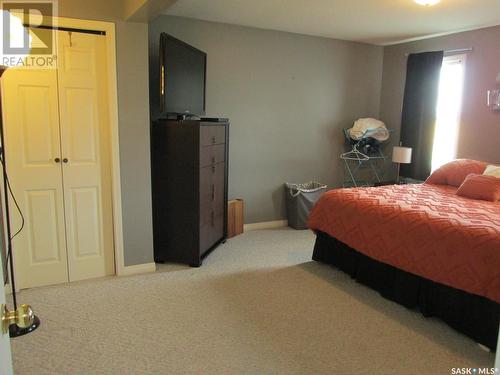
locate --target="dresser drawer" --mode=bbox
[199,206,223,256]
[199,163,225,211]
[200,144,225,168]
[200,125,226,146]
[199,163,225,216]
[199,162,225,254]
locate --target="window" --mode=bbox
[431,55,466,171]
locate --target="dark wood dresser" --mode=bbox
[151,119,229,266]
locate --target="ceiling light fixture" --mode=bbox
[414,0,441,6]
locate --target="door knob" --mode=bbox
[54,158,61,163]
[62,158,68,163]
[1,303,35,334]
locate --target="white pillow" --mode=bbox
[483,165,500,178]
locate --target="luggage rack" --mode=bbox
[340,128,393,188]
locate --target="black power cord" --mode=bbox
[0,153,25,269]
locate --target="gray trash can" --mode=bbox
[285,181,327,230]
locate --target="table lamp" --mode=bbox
[392,146,412,184]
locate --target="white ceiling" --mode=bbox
[163,0,500,45]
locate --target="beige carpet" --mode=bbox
[10,228,495,374]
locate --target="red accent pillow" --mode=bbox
[425,159,488,187]
[456,173,500,202]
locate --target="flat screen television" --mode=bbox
[159,33,207,116]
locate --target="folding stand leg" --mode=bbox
[369,159,381,183]
[343,159,357,187]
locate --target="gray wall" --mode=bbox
[115,22,155,266]
[149,16,384,223]
[380,26,500,166]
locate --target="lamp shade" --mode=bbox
[414,0,440,6]
[392,146,412,164]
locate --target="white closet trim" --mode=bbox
[41,16,126,277]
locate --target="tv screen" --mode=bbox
[160,33,206,116]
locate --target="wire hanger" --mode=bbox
[340,143,370,161]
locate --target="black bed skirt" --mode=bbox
[312,231,499,351]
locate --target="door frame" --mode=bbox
[0,200,13,374]
[2,15,127,279]
[0,255,13,375]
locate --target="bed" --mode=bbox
[308,181,500,350]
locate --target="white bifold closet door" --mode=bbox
[1,30,114,289]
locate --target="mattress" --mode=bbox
[308,183,500,303]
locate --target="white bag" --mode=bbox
[348,118,389,142]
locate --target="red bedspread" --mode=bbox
[308,183,500,303]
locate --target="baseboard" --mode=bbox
[244,220,288,232]
[119,262,156,276]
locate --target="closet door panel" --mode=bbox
[70,187,102,258]
[25,190,61,263]
[20,86,54,164]
[1,68,69,288]
[57,31,115,281]
[65,88,97,163]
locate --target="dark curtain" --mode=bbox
[400,51,444,180]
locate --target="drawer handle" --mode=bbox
[212,165,215,173]
[211,184,215,201]
[211,136,216,144]
[211,156,215,164]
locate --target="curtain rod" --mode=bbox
[23,24,106,36]
[405,47,472,57]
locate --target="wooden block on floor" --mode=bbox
[228,199,244,238]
